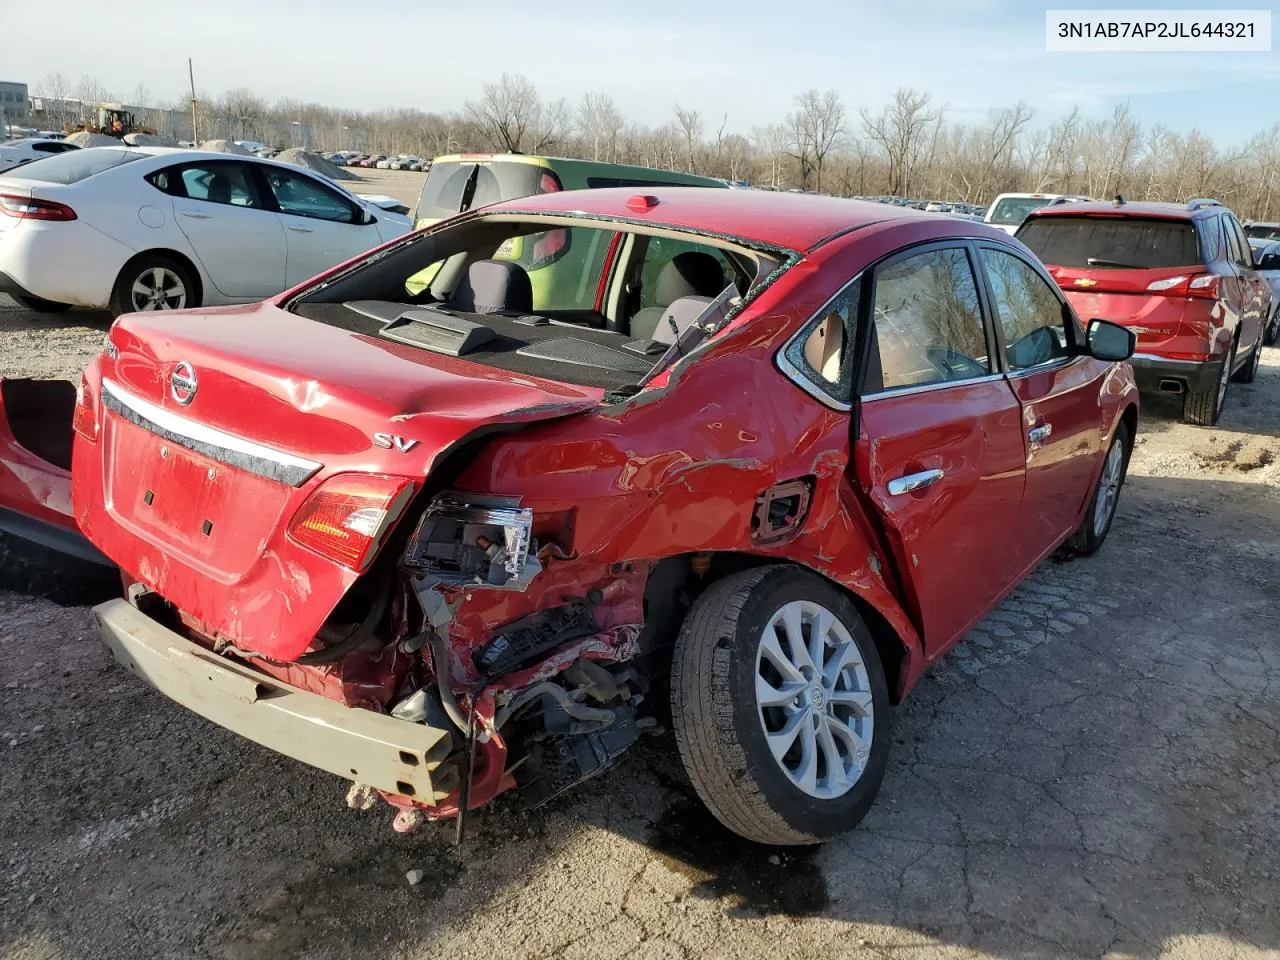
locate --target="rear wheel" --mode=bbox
[14,294,71,313]
[1065,422,1129,556]
[1183,341,1234,426]
[1266,308,1280,346]
[670,565,890,845]
[110,254,196,315]
[1234,337,1262,384]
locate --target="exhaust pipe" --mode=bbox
[1158,379,1184,394]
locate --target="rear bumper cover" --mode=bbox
[0,271,39,301]
[93,598,456,803]
[1128,353,1217,394]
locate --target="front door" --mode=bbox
[256,166,380,287]
[853,242,1027,655]
[975,244,1107,566]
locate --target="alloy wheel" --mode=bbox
[755,600,874,800]
[1093,438,1124,537]
[130,267,187,311]
[1216,343,1233,412]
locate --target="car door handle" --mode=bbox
[887,468,944,496]
[287,225,314,233]
[181,211,212,220]
[1028,424,1053,443]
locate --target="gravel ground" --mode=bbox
[1,290,1278,960]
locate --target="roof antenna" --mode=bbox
[1114,193,1126,206]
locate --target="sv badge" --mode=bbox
[372,433,420,453]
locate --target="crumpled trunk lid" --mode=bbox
[73,303,602,660]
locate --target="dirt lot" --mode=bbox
[0,280,1278,959]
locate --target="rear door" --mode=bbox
[976,243,1105,564]
[853,242,1026,655]
[162,160,286,299]
[255,166,381,287]
[1223,212,1268,354]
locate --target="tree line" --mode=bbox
[31,70,1280,220]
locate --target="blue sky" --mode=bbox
[5,0,1279,143]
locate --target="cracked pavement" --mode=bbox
[0,296,1278,960]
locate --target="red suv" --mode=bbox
[1017,197,1270,425]
[68,189,1138,844]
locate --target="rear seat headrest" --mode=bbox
[450,259,533,315]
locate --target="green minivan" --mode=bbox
[405,154,728,301]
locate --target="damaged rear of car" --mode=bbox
[74,188,992,845]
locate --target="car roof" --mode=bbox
[1027,200,1211,222]
[483,186,1014,252]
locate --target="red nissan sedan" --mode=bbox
[66,188,1138,844]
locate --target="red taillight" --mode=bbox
[0,194,77,221]
[538,172,562,194]
[72,375,97,442]
[287,474,414,571]
[1145,273,1221,299]
[1187,274,1222,300]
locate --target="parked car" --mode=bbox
[0,137,79,175]
[1017,197,1270,425]
[1243,220,1280,242]
[59,188,1137,844]
[1248,239,1280,345]
[0,147,412,314]
[984,193,1088,234]
[406,153,729,301]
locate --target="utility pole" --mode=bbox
[188,58,198,143]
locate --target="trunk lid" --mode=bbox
[76,302,602,660]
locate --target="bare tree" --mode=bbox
[75,74,111,123]
[862,88,940,196]
[786,89,845,191]
[752,124,789,188]
[465,73,545,153]
[674,104,703,173]
[37,70,70,126]
[578,92,622,161]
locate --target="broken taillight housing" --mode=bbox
[287,474,415,571]
[72,374,97,442]
[402,492,539,589]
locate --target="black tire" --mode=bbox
[14,294,71,313]
[1065,421,1130,556]
[1265,308,1280,347]
[670,565,890,845]
[1233,337,1262,384]
[1183,342,1234,426]
[109,253,197,315]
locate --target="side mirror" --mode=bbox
[1260,253,1280,271]
[1087,319,1136,362]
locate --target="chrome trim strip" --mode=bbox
[100,378,323,487]
[1130,352,1201,367]
[1004,355,1081,380]
[860,372,1006,403]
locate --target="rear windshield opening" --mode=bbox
[0,148,145,185]
[1017,216,1201,269]
[291,217,776,392]
[414,161,543,223]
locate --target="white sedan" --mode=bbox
[0,147,412,313]
[0,138,80,175]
